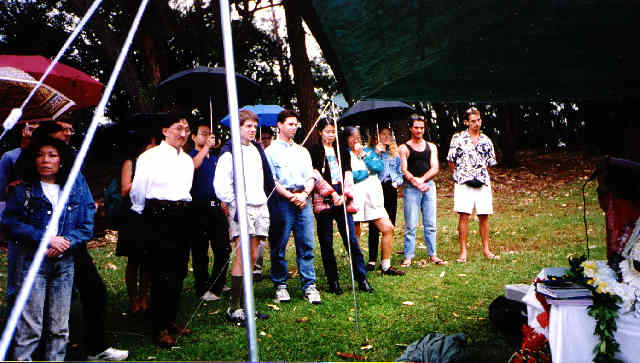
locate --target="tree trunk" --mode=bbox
[431,102,454,160]
[499,103,518,168]
[283,0,319,145]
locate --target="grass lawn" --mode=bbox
[0,153,605,361]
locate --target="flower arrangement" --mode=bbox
[508,325,551,363]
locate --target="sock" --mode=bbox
[381,259,391,271]
[231,275,243,311]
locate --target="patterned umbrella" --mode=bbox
[0,66,75,122]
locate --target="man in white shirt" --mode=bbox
[214,110,272,326]
[130,113,194,348]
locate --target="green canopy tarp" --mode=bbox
[301,0,640,103]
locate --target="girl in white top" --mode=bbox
[342,127,405,276]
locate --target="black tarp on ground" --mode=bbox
[301,0,640,103]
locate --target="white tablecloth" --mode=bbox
[523,267,640,363]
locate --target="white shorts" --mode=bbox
[228,203,270,239]
[453,182,493,215]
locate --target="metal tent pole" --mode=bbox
[219,1,259,361]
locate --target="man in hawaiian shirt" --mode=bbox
[447,107,499,263]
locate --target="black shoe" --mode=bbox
[381,266,406,276]
[255,310,270,320]
[366,263,376,272]
[327,281,344,295]
[358,280,374,293]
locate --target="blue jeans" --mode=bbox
[403,181,437,258]
[269,196,316,291]
[13,252,74,361]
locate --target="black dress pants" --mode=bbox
[188,201,231,296]
[144,200,190,336]
[367,180,398,263]
[72,244,107,355]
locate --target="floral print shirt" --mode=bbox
[447,130,497,185]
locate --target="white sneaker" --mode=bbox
[304,284,322,305]
[225,307,247,326]
[87,347,129,361]
[202,291,221,301]
[274,284,291,303]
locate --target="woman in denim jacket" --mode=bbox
[3,137,95,361]
[366,127,403,271]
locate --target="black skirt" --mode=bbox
[115,207,149,259]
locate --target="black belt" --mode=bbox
[146,199,190,209]
[191,199,222,208]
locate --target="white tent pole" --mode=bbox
[331,103,361,338]
[209,97,214,131]
[219,1,259,361]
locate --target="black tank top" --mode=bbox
[406,142,431,177]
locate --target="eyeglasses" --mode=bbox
[61,127,75,135]
[169,125,191,135]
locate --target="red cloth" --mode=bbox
[598,192,640,258]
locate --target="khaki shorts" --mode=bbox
[453,182,493,215]
[228,203,270,239]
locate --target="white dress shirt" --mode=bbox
[214,143,266,206]
[130,141,194,214]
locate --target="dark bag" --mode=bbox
[104,177,123,223]
[464,178,484,188]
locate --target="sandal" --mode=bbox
[484,253,500,260]
[400,259,412,267]
[430,257,448,265]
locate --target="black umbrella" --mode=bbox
[338,99,414,125]
[158,66,260,107]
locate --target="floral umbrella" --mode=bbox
[0,66,75,122]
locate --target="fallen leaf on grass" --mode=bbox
[440,271,445,278]
[209,309,220,315]
[360,344,373,350]
[288,269,299,278]
[452,312,459,318]
[266,304,280,311]
[395,343,409,348]
[147,356,157,360]
[336,352,366,360]
[402,301,415,306]
[170,346,182,350]
[296,316,310,323]
[457,274,467,277]
[260,331,267,336]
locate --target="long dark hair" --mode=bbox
[19,137,73,185]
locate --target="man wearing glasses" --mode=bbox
[447,107,499,263]
[56,121,75,144]
[130,113,194,347]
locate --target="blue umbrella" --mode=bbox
[219,104,284,127]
